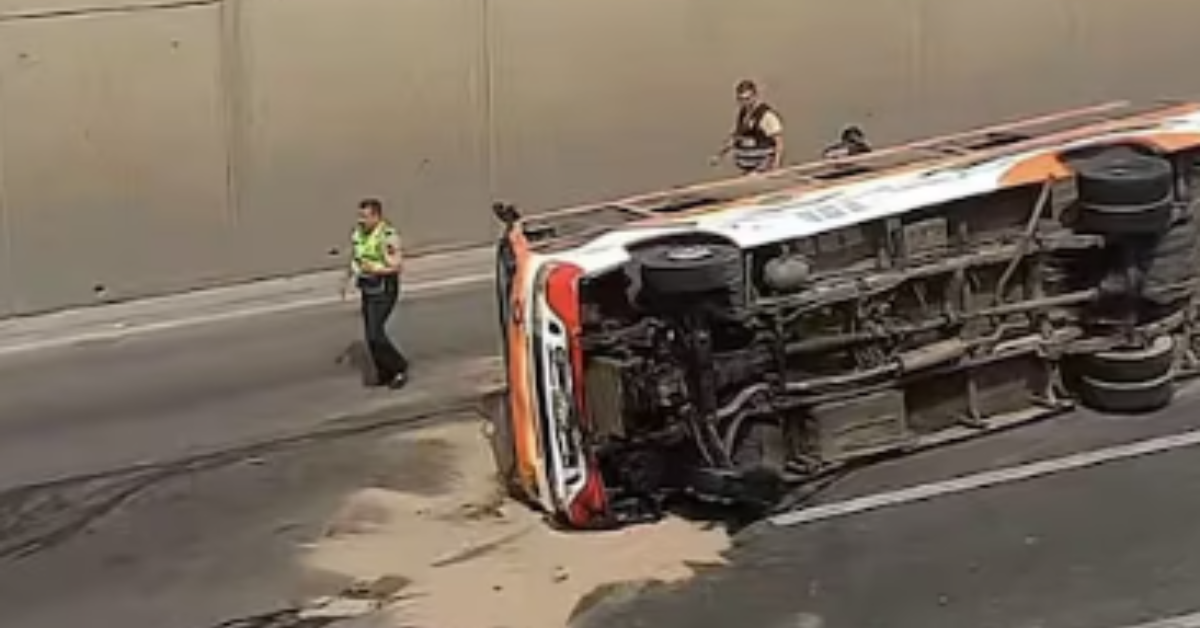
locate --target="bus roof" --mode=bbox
[517,101,1200,273]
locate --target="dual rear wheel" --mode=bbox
[1067,145,1193,414]
[1072,335,1177,414]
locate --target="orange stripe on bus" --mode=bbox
[504,232,542,497]
[999,153,1072,187]
[1000,131,1200,187]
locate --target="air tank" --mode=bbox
[763,254,812,293]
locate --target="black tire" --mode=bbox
[1077,373,1174,414]
[1140,218,1198,304]
[1075,149,1174,237]
[639,242,742,297]
[1077,335,1176,383]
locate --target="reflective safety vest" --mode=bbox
[351,222,396,273]
[733,102,779,172]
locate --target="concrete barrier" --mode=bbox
[1,0,1198,314]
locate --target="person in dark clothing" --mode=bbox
[822,124,873,159]
[343,198,409,389]
[711,79,785,174]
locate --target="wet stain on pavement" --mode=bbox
[364,437,457,496]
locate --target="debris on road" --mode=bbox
[210,574,412,628]
[303,415,729,628]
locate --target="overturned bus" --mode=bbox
[487,101,1200,530]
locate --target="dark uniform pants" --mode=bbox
[359,275,409,383]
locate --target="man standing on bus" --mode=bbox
[822,125,873,159]
[711,79,785,175]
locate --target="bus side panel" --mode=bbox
[498,230,550,508]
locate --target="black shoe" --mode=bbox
[387,372,409,390]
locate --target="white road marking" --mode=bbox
[1094,610,1200,628]
[0,272,492,358]
[770,425,1200,528]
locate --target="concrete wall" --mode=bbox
[0,0,1199,315]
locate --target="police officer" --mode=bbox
[343,198,409,389]
[712,79,785,174]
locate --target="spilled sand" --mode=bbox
[302,415,729,627]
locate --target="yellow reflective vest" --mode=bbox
[351,222,396,274]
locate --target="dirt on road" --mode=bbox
[302,414,730,628]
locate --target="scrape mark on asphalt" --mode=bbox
[207,574,415,628]
[0,401,481,562]
[0,468,160,560]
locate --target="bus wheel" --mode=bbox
[1073,336,1176,414]
[1074,147,1174,237]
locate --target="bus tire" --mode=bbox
[639,242,743,297]
[1075,148,1174,237]
[1077,373,1174,414]
[1078,335,1176,383]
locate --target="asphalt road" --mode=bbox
[0,284,496,628]
[576,384,1200,628]
[0,409,461,628]
[0,285,498,490]
[0,284,497,628]
[11,279,1200,628]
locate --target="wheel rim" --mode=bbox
[666,245,714,262]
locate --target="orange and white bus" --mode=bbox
[488,101,1200,529]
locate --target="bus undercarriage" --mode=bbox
[571,143,1200,525]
